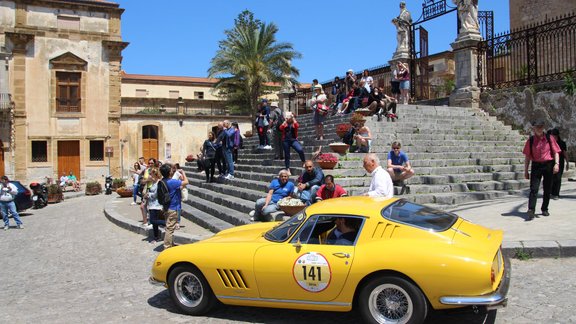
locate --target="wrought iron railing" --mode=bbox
[0,93,12,110]
[478,12,576,90]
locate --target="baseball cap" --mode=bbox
[532,119,545,127]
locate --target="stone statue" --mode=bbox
[453,0,479,34]
[392,2,412,53]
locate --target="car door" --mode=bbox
[253,215,362,302]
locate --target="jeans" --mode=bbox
[224,147,234,176]
[295,185,320,205]
[258,126,269,146]
[528,161,553,212]
[132,183,139,203]
[149,209,165,240]
[204,158,215,181]
[1,200,23,227]
[253,197,279,222]
[283,139,306,170]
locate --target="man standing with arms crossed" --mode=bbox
[523,120,560,220]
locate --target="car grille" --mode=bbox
[216,269,249,289]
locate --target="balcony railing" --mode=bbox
[121,105,232,116]
[0,93,12,111]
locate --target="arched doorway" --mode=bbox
[142,125,158,161]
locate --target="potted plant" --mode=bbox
[47,184,63,203]
[315,153,339,169]
[335,123,351,138]
[185,154,196,163]
[85,181,102,196]
[116,186,133,198]
[277,197,306,216]
[112,178,126,191]
[329,142,350,154]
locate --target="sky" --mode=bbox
[119,0,510,84]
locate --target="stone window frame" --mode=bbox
[194,91,204,99]
[56,71,82,113]
[49,52,88,118]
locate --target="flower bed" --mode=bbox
[315,153,338,169]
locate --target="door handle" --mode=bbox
[332,252,350,258]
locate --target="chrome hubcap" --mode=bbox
[368,283,413,324]
[174,271,203,308]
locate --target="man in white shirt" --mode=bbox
[1,176,24,230]
[362,153,393,198]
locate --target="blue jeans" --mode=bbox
[295,185,320,205]
[224,147,234,176]
[1,200,23,227]
[254,197,279,222]
[283,139,306,170]
[132,183,139,202]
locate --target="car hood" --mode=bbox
[202,222,277,244]
[451,218,503,255]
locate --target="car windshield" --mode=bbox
[381,199,458,231]
[264,210,307,242]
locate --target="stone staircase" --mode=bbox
[180,104,531,233]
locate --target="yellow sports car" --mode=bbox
[150,197,510,324]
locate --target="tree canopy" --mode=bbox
[208,11,301,114]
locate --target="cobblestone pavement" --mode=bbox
[1,194,575,323]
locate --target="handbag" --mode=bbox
[317,104,329,116]
[181,186,189,202]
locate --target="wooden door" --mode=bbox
[57,141,80,180]
[142,125,158,160]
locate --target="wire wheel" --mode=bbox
[369,283,413,323]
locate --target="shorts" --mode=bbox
[313,111,325,125]
[399,80,410,90]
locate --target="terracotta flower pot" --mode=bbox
[355,108,372,116]
[116,187,133,198]
[47,193,63,203]
[329,143,350,154]
[317,161,338,169]
[279,204,306,216]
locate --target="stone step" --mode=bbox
[408,190,514,205]
[181,202,233,234]
[184,186,252,226]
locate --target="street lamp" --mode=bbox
[120,138,128,179]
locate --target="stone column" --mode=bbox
[6,32,34,180]
[103,40,128,178]
[449,33,482,108]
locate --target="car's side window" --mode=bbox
[292,215,364,246]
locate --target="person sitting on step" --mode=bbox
[386,141,414,194]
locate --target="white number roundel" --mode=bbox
[292,252,332,292]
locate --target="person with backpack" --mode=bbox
[158,163,188,250]
[522,120,561,220]
[145,168,165,243]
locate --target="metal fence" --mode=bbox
[478,12,576,90]
[0,93,12,110]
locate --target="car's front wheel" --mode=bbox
[168,264,216,315]
[358,276,427,324]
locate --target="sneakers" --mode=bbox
[541,210,550,217]
[131,202,137,205]
[3,226,8,231]
[256,145,264,149]
[249,210,255,217]
[18,224,23,229]
[551,195,560,200]
[527,209,535,221]
[224,174,234,180]
[263,145,272,150]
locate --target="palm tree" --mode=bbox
[208,11,301,115]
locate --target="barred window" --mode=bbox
[31,141,48,162]
[90,140,104,161]
[194,91,204,99]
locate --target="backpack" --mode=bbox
[157,179,171,211]
[529,134,552,160]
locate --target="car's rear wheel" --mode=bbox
[359,276,427,324]
[168,264,216,315]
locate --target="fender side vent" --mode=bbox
[216,269,249,289]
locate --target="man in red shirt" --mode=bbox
[522,120,561,220]
[316,175,347,202]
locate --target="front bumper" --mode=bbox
[439,255,511,308]
[148,276,166,287]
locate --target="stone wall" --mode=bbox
[510,0,576,30]
[479,87,576,161]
